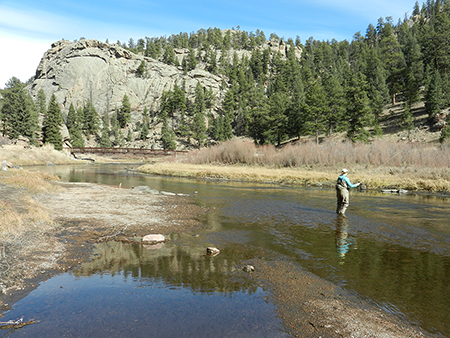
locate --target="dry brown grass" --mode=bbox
[140,138,450,192]
[0,169,61,240]
[0,196,52,240]
[1,169,62,193]
[0,144,76,166]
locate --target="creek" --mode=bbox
[4,163,450,337]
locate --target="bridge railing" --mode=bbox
[66,147,188,156]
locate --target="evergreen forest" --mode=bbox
[2,0,450,150]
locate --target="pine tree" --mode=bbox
[161,118,177,150]
[192,82,207,148]
[36,89,47,116]
[425,69,444,120]
[322,72,346,135]
[0,77,38,143]
[264,92,289,146]
[303,78,329,144]
[67,103,84,147]
[83,99,100,136]
[439,125,450,143]
[117,95,131,128]
[378,21,406,105]
[163,45,176,65]
[344,72,374,142]
[137,60,146,77]
[401,103,415,132]
[100,113,111,147]
[43,94,63,150]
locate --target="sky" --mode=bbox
[0,0,417,89]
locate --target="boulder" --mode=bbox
[1,160,7,171]
[243,265,255,272]
[206,247,220,256]
[142,234,165,243]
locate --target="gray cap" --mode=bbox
[342,168,348,173]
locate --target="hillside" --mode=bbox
[2,1,450,150]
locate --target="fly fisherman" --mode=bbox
[336,168,360,215]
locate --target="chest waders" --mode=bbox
[336,178,349,215]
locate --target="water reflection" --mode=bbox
[75,240,259,295]
[3,240,289,338]
[24,163,450,336]
[335,216,357,262]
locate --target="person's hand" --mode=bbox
[356,183,361,187]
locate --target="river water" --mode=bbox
[4,163,450,337]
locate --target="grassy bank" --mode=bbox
[0,169,62,240]
[138,138,450,192]
[0,144,77,166]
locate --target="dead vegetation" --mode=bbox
[139,137,450,192]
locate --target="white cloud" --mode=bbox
[0,5,72,39]
[0,34,51,88]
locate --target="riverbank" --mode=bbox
[0,169,439,337]
[0,169,205,303]
[0,146,444,337]
[138,161,450,193]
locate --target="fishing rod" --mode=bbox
[358,150,402,186]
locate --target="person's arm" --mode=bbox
[343,176,359,188]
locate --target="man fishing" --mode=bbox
[336,168,360,215]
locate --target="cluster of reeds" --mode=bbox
[187,138,450,171]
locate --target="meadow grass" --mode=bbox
[139,138,450,192]
[0,144,77,166]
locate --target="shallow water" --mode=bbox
[6,163,450,336]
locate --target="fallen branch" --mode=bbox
[0,317,38,330]
[96,226,128,243]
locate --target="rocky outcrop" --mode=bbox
[28,39,224,118]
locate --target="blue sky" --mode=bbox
[0,0,416,89]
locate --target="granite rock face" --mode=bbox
[28,39,224,117]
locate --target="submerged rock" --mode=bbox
[131,186,159,194]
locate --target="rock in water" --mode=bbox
[142,234,165,243]
[206,247,220,256]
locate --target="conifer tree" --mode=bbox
[43,94,63,150]
[303,78,329,144]
[264,92,289,146]
[161,118,177,150]
[322,72,346,135]
[117,95,131,128]
[425,69,444,120]
[378,21,406,105]
[36,89,47,116]
[139,108,149,140]
[344,72,374,142]
[0,77,38,143]
[192,82,207,148]
[83,99,100,136]
[100,113,111,147]
[67,103,84,147]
